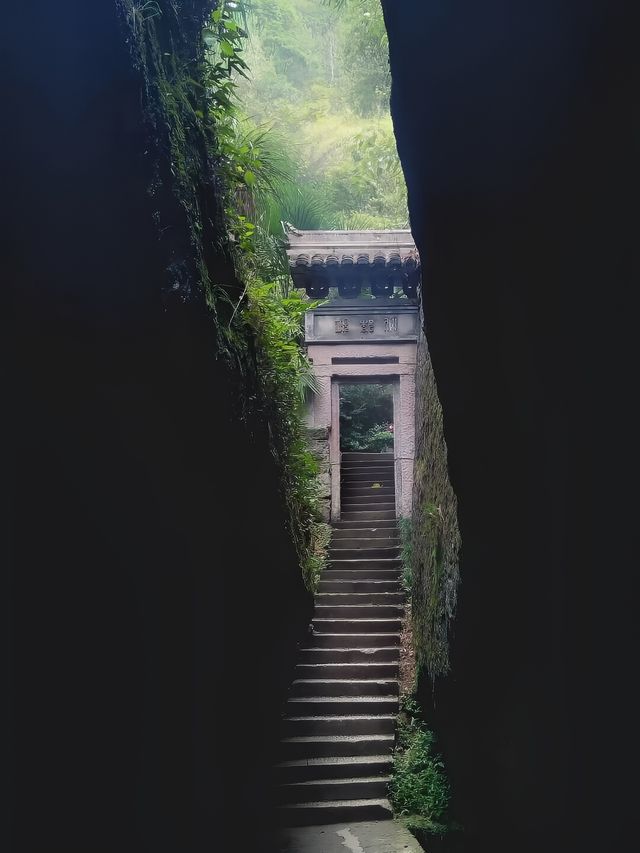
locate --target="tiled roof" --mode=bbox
[283,226,421,299]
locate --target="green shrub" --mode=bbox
[391,694,450,834]
[305,521,332,589]
[344,423,394,453]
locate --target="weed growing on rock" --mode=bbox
[391,693,450,835]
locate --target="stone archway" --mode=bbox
[284,227,420,522]
[303,300,418,520]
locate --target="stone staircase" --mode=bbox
[275,451,403,827]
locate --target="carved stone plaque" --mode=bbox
[305,304,418,343]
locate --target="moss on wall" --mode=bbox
[410,311,461,679]
[119,1,245,325]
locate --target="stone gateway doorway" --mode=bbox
[285,228,420,521]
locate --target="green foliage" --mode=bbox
[242,282,326,591]
[339,383,393,451]
[200,3,329,592]
[391,693,450,834]
[237,0,408,228]
[334,0,392,117]
[305,520,333,589]
[345,423,394,453]
[324,125,407,222]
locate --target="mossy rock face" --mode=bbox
[410,322,461,678]
[121,0,242,329]
[306,426,329,441]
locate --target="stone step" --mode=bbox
[341,492,395,502]
[318,579,400,593]
[282,715,396,737]
[332,537,399,552]
[340,493,396,504]
[337,503,397,513]
[340,494,397,508]
[341,471,395,479]
[316,592,404,606]
[340,456,395,471]
[290,679,399,697]
[312,617,402,634]
[341,472,395,483]
[322,569,401,583]
[332,519,398,530]
[295,661,399,680]
[304,631,401,648]
[280,734,395,760]
[286,696,399,716]
[340,482,395,490]
[278,775,392,804]
[341,464,393,471]
[341,459,394,467]
[314,604,404,620]
[277,797,393,826]
[342,452,393,461]
[342,460,394,468]
[340,477,395,495]
[337,502,398,511]
[332,524,399,533]
[341,482,395,491]
[331,526,397,539]
[329,546,399,560]
[275,754,393,784]
[326,559,402,572]
[341,494,396,504]
[340,510,397,521]
[299,646,400,664]
[341,493,396,503]
[330,537,400,550]
[329,536,401,560]
[329,530,401,551]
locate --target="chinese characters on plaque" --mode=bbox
[333,316,399,336]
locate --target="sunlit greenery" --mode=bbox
[199,0,408,589]
[237,0,408,229]
[202,1,337,591]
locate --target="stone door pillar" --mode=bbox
[394,372,416,518]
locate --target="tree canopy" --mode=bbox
[236,0,408,230]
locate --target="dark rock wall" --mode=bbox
[382,2,638,851]
[3,3,310,852]
[411,321,461,679]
